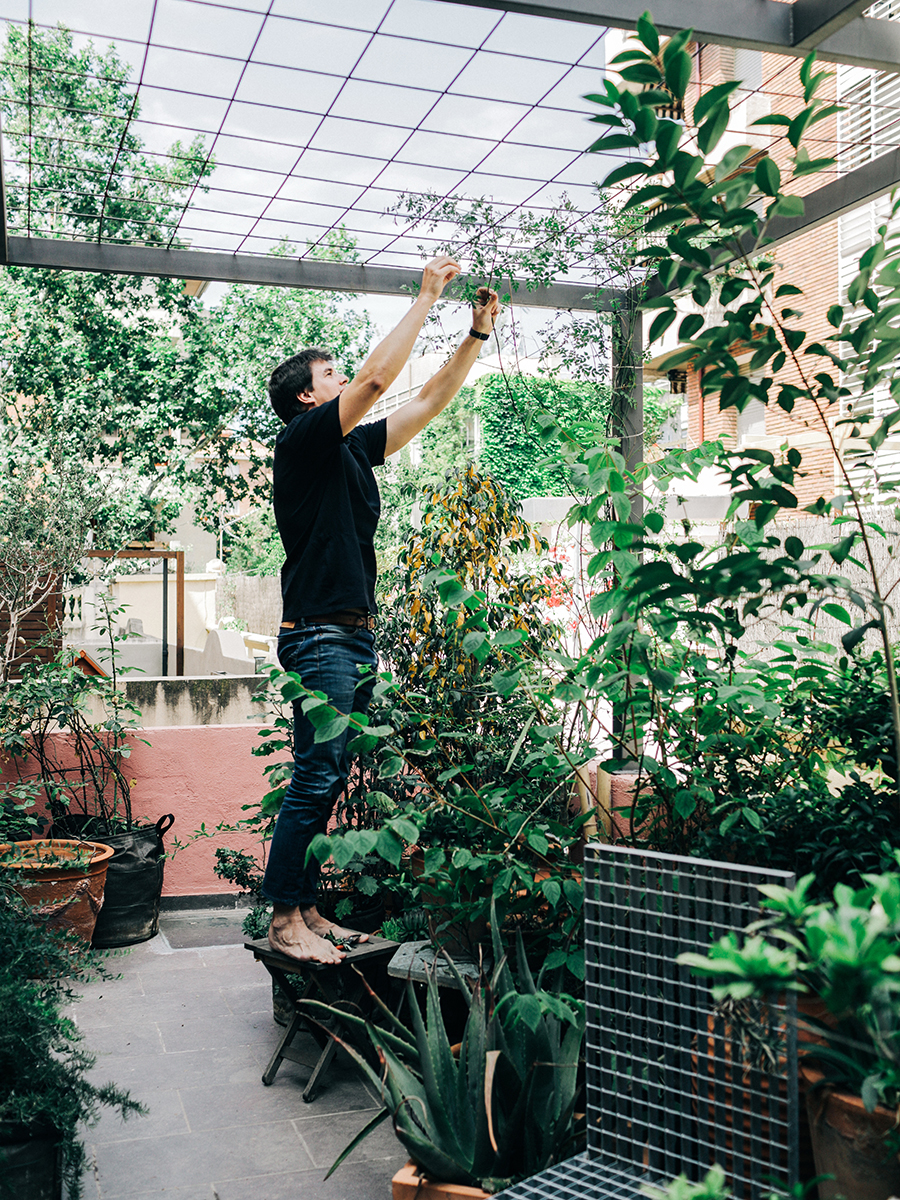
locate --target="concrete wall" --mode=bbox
[111,573,218,650]
[217,574,282,640]
[118,676,268,727]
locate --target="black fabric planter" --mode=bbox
[0,1122,61,1200]
[50,814,174,948]
[91,815,174,948]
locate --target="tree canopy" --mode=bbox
[0,23,373,542]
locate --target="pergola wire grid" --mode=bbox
[0,0,897,298]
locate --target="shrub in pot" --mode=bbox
[0,875,143,1199]
[0,658,172,946]
[679,862,900,1199]
[303,919,584,1195]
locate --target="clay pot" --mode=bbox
[392,1161,488,1200]
[803,1066,900,1200]
[0,839,114,943]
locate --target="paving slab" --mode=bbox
[72,908,406,1199]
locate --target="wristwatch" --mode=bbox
[469,328,490,341]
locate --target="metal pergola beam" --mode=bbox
[637,145,900,306]
[792,0,874,50]
[4,236,621,312]
[437,0,900,72]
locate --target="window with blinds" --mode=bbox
[836,14,900,498]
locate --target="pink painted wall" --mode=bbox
[11,725,285,897]
[124,725,281,896]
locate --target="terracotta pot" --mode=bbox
[0,839,115,943]
[408,849,487,957]
[392,1161,488,1200]
[803,1065,900,1200]
[691,996,827,1185]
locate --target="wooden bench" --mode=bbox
[244,935,399,1102]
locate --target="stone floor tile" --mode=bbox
[85,1043,270,1093]
[78,1021,166,1059]
[179,1070,380,1131]
[87,1087,189,1145]
[212,1154,406,1200]
[293,1107,405,1168]
[155,1009,276,1053]
[219,982,273,1016]
[76,988,237,1029]
[92,1121,313,1198]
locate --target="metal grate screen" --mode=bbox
[497,845,799,1200]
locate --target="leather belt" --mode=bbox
[281,612,375,631]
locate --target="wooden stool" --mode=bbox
[244,935,398,1102]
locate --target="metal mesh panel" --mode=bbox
[494,1152,652,1199]
[584,846,799,1198]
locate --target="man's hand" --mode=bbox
[472,286,501,336]
[420,255,462,304]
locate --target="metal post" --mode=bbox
[610,304,643,764]
[611,305,644,524]
[161,557,169,678]
[176,551,185,678]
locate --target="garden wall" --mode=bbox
[19,723,282,899]
[216,573,282,639]
[122,724,276,899]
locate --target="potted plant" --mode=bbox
[302,918,584,1197]
[0,656,173,947]
[0,838,115,944]
[0,875,144,1199]
[678,862,900,1199]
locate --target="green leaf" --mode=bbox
[821,602,852,627]
[678,313,704,340]
[842,619,880,653]
[829,534,856,564]
[619,62,663,85]
[493,628,526,648]
[379,755,405,779]
[491,669,520,697]
[635,11,659,53]
[754,156,781,196]
[644,510,664,533]
[438,578,474,608]
[648,307,677,343]
[697,105,730,155]
[673,790,697,820]
[313,714,350,743]
[693,80,741,126]
[587,132,641,152]
[599,161,652,188]
[462,631,487,655]
[664,50,691,101]
[784,536,804,560]
[769,194,804,219]
[826,305,844,328]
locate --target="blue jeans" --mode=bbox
[261,624,378,908]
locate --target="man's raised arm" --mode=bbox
[338,255,461,437]
[384,287,501,457]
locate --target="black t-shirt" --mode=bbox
[273,398,387,620]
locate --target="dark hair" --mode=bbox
[268,348,333,423]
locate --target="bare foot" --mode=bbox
[301,904,370,946]
[268,907,345,964]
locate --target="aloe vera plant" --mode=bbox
[302,923,584,1193]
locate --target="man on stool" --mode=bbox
[263,256,501,963]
